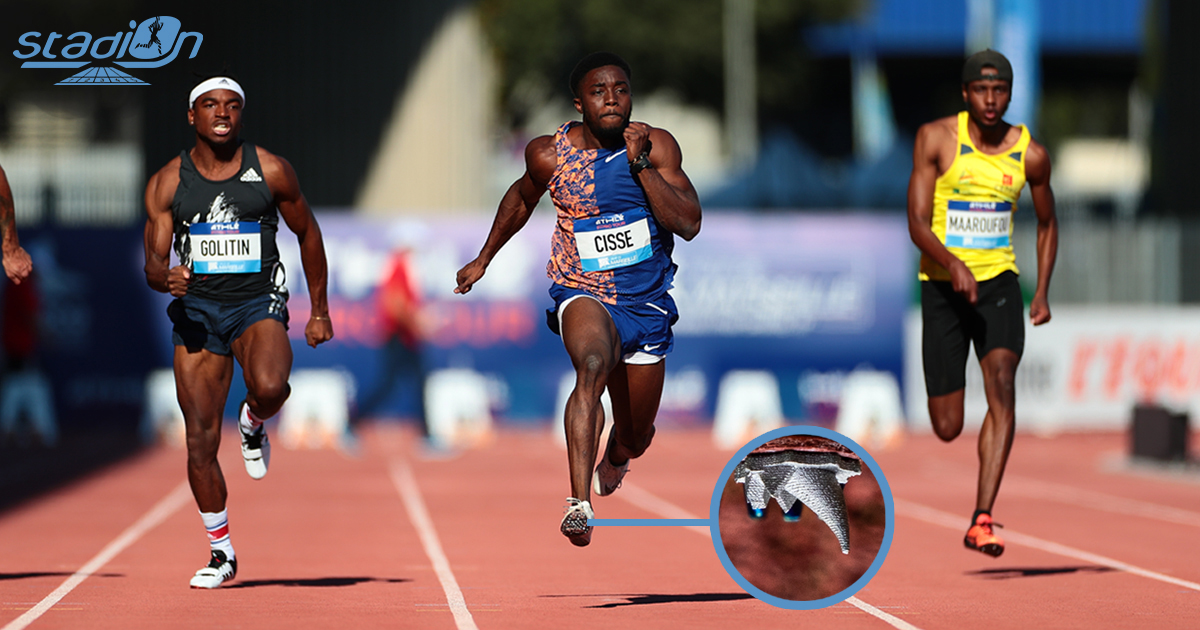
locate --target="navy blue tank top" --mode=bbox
[171,143,284,302]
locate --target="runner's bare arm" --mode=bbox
[455,136,554,295]
[143,159,191,297]
[1024,139,1057,326]
[261,148,333,347]
[907,120,978,303]
[625,124,701,241]
[0,166,32,284]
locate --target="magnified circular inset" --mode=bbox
[710,426,893,609]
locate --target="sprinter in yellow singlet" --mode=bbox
[907,50,1058,558]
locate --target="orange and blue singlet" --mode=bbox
[546,121,676,305]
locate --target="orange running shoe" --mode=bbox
[963,513,1005,557]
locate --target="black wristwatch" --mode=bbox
[629,151,652,175]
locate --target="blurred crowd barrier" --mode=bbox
[1,147,141,227]
[11,205,1200,437]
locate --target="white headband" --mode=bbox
[189,77,245,108]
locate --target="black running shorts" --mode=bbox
[920,270,1024,397]
[169,291,289,356]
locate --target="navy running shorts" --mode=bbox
[920,270,1024,397]
[546,284,678,364]
[169,291,289,356]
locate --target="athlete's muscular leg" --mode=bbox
[560,298,621,502]
[976,348,1019,512]
[604,361,665,466]
[928,389,966,442]
[231,319,293,418]
[175,346,235,512]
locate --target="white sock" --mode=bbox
[200,510,235,560]
[239,403,266,433]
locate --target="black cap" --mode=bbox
[962,49,1013,84]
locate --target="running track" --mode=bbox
[2,425,1198,629]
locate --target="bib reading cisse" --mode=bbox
[573,211,653,272]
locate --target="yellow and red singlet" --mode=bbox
[919,111,1030,282]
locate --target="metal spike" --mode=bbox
[733,449,861,553]
[779,465,852,553]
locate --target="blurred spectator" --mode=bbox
[357,246,428,437]
[1,272,56,447]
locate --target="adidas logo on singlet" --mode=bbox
[240,168,262,182]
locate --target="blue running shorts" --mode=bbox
[546,284,678,364]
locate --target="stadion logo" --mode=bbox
[13,16,202,85]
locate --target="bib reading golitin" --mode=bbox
[573,210,653,272]
[171,142,281,302]
[190,222,262,273]
[920,111,1029,282]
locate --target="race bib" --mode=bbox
[944,200,1011,249]
[573,210,653,272]
[189,222,262,273]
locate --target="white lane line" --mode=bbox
[845,597,924,630]
[1002,476,1200,527]
[896,498,1200,591]
[390,459,478,630]
[618,482,923,630]
[617,483,710,537]
[3,480,191,630]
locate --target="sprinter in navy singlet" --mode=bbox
[143,77,333,588]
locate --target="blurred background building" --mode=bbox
[1,0,1197,504]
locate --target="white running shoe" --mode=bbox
[592,456,629,497]
[239,401,270,480]
[560,498,594,547]
[189,550,237,588]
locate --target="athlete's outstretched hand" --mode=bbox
[2,244,32,284]
[455,258,486,295]
[1029,294,1051,326]
[305,316,334,348]
[167,265,192,297]
[948,259,978,305]
[624,121,652,162]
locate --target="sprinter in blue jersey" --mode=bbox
[456,52,702,546]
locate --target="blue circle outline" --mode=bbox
[708,425,895,610]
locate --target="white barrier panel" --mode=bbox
[835,368,904,449]
[142,368,184,447]
[905,305,1200,432]
[280,368,357,449]
[424,368,494,449]
[712,370,785,450]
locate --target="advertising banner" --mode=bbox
[244,212,914,424]
[904,306,1200,432]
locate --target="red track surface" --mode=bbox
[2,425,1198,629]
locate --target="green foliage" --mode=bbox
[478,0,862,128]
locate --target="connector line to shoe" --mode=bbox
[389,459,478,630]
[611,482,925,630]
[2,481,191,630]
[895,498,1200,592]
